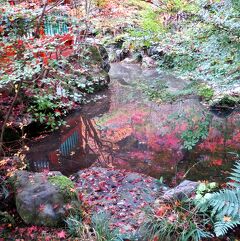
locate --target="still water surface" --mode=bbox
[27,63,240,185]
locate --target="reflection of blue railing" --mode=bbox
[60,131,79,156]
[33,160,49,171]
[44,20,69,36]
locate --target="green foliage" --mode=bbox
[181,115,210,150]
[156,0,239,101]
[0,177,9,201]
[28,94,68,129]
[126,0,150,9]
[140,200,213,241]
[197,84,214,101]
[216,95,240,107]
[126,6,166,49]
[65,205,85,238]
[0,2,108,136]
[92,212,124,241]
[66,215,83,237]
[65,211,126,240]
[141,10,165,33]
[161,0,199,14]
[196,182,218,196]
[0,211,15,225]
[124,0,240,103]
[196,161,240,237]
[48,175,76,200]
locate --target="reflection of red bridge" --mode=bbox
[31,116,113,174]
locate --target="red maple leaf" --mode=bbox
[38,204,45,212]
[98,181,108,191]
[57,230,66,239]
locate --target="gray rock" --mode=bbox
[147,45,164,57]
[14,171,75,227]
[98,44,111,72]
[73,167,166,236]
[162,180,199,200]
[141,56,158,69]
[110,48,130,62]
[116,48,129,62]
[123,173,143,183]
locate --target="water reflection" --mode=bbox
[27,91,113,175]
[27,63,240,184]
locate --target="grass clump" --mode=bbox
[139,199,213,241]
[197,84,214,101]
[65,211,125,241]
[92,212,125,241]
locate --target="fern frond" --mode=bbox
[214,220,240,237]
[228,181,240,189]
[228,161,240,187]
[198,161,240,237]
[209,189,240,219]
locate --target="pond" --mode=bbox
[27,63,240,185]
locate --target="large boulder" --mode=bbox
[72,167,167,235]
[14,171,76,227]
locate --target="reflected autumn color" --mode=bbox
[27,63,240,184]
[27,91,113,175]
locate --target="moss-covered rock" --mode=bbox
[48,175,76,201]
[14,171,77,227]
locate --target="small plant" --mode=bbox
[65,200,96,239]
[28,94,69,130]
[141,9,166,34]
[181,115,210,150]
[162,0,198,14]
[66,211,125,240]
[0,211,15,225]
[65,214,89,238]
[197,84,214,101]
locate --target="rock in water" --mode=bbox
[14,171,76,227]
[162,180,199,200]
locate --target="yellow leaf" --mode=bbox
[0,159,8,167]
[223,216,231,222]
